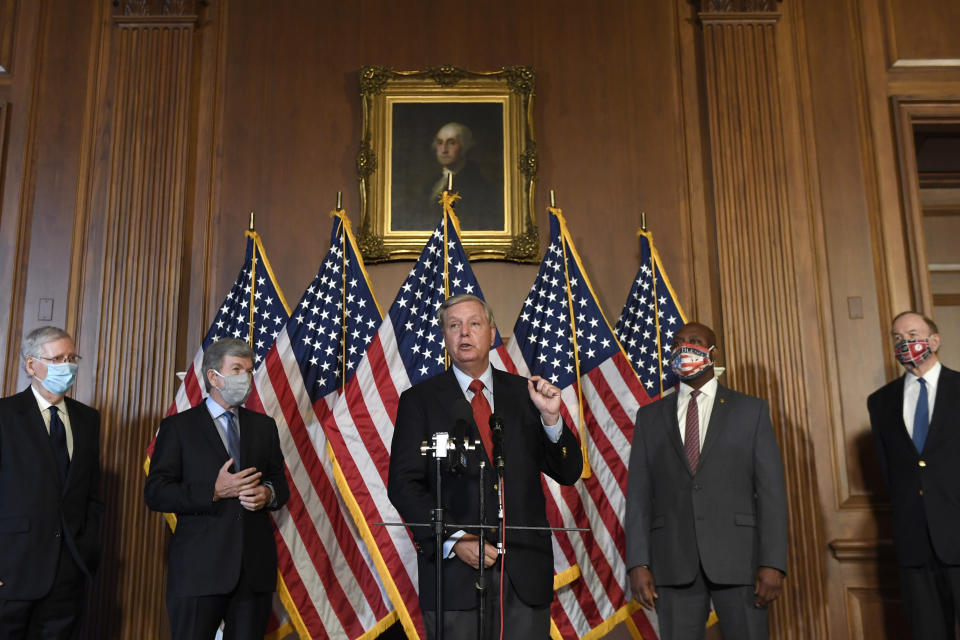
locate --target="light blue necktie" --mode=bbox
[912,378,929,453]
[222,411,241,470]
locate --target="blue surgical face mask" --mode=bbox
[39,362,78,395]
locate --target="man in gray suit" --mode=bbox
[625,322,788,640]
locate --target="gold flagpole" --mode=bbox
[247,211,257,346]
[552,201,592,478]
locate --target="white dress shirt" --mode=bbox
[676,377,719,452]
[31,384,74,458]
[902,361,940,438]
[444,364,561,558]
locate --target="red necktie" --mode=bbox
[468,379,494,463]
[685,389,701,472]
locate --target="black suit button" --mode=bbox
[696,516,704,521]
[693,484,702,491]
[54,529,61,538]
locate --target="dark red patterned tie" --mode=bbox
[685,389,701,472]
[468,379,494,463]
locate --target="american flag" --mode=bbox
[245,211,396,639]
[614,228,686,398]
[505,209,659,639]
[145,228,298,638]
[320,202,514,639]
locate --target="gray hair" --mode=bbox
[434,122,474,153]
[437,294,495,328]
[201,338,255,392]
[21,326,73,372]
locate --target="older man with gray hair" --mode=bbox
[0,326,102,639]
[146,338,288,640]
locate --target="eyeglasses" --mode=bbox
[35,355,82,365]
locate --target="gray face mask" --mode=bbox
[212,369,252,407]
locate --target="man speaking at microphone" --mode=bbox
[389,294,583,640]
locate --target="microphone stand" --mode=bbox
[422,432,451,640]
[476,460,487,640]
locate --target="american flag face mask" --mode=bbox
[894,338,932,368]
[669,343,715,381]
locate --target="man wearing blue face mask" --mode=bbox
[868,311,960,640]
[145,338,289,640]
[0,326,102,639]
[625,322,788,640]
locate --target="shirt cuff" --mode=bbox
[541,419,562,443]
[443,530,467,559]
[263,481,277,509]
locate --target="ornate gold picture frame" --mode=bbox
[355,66,539,263]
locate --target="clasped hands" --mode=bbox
[213,458,271,511]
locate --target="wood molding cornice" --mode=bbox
[696,0,781,14]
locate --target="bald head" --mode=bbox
[673,322,716,350]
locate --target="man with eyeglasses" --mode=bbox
[0,326,102,639]
[145,338,288,639]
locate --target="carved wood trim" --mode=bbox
[697,0,780,13]
[111,0,201,21]
[699,10,831,638]
[828,538,896,562]
[75,10,201,636]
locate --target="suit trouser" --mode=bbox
[0,541,86,640]
[656,566,768,640]
[167,565,271,640]
[898,559,960,640]
[422,568,550,640]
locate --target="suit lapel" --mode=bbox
[198,404,231,461]
[927,367,959,448]
[698,384,729,467]
[63,398,87,490]
[887,376,913,445]
[659,393,689,474]
[436,369,476,431]
[15,388,63,487]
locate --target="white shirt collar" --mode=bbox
[451,364,494,395]
[906,360,941,385]
[678,376,719,400]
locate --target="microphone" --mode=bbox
[448,419,470,476]
[489,414,505,476]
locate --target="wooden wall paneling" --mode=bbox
[0,0,45,395]
[181,0,227,366]
[76,2,203,636]
[0,0,15,75]
[210,0,695,336]
[13,0,96,394]
[880,0,960,68]
[891,100,960,316]
[674,0,722,329]
[698,4,831,637]
[785,0,913,635]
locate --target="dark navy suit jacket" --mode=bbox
[0,388,102,599]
